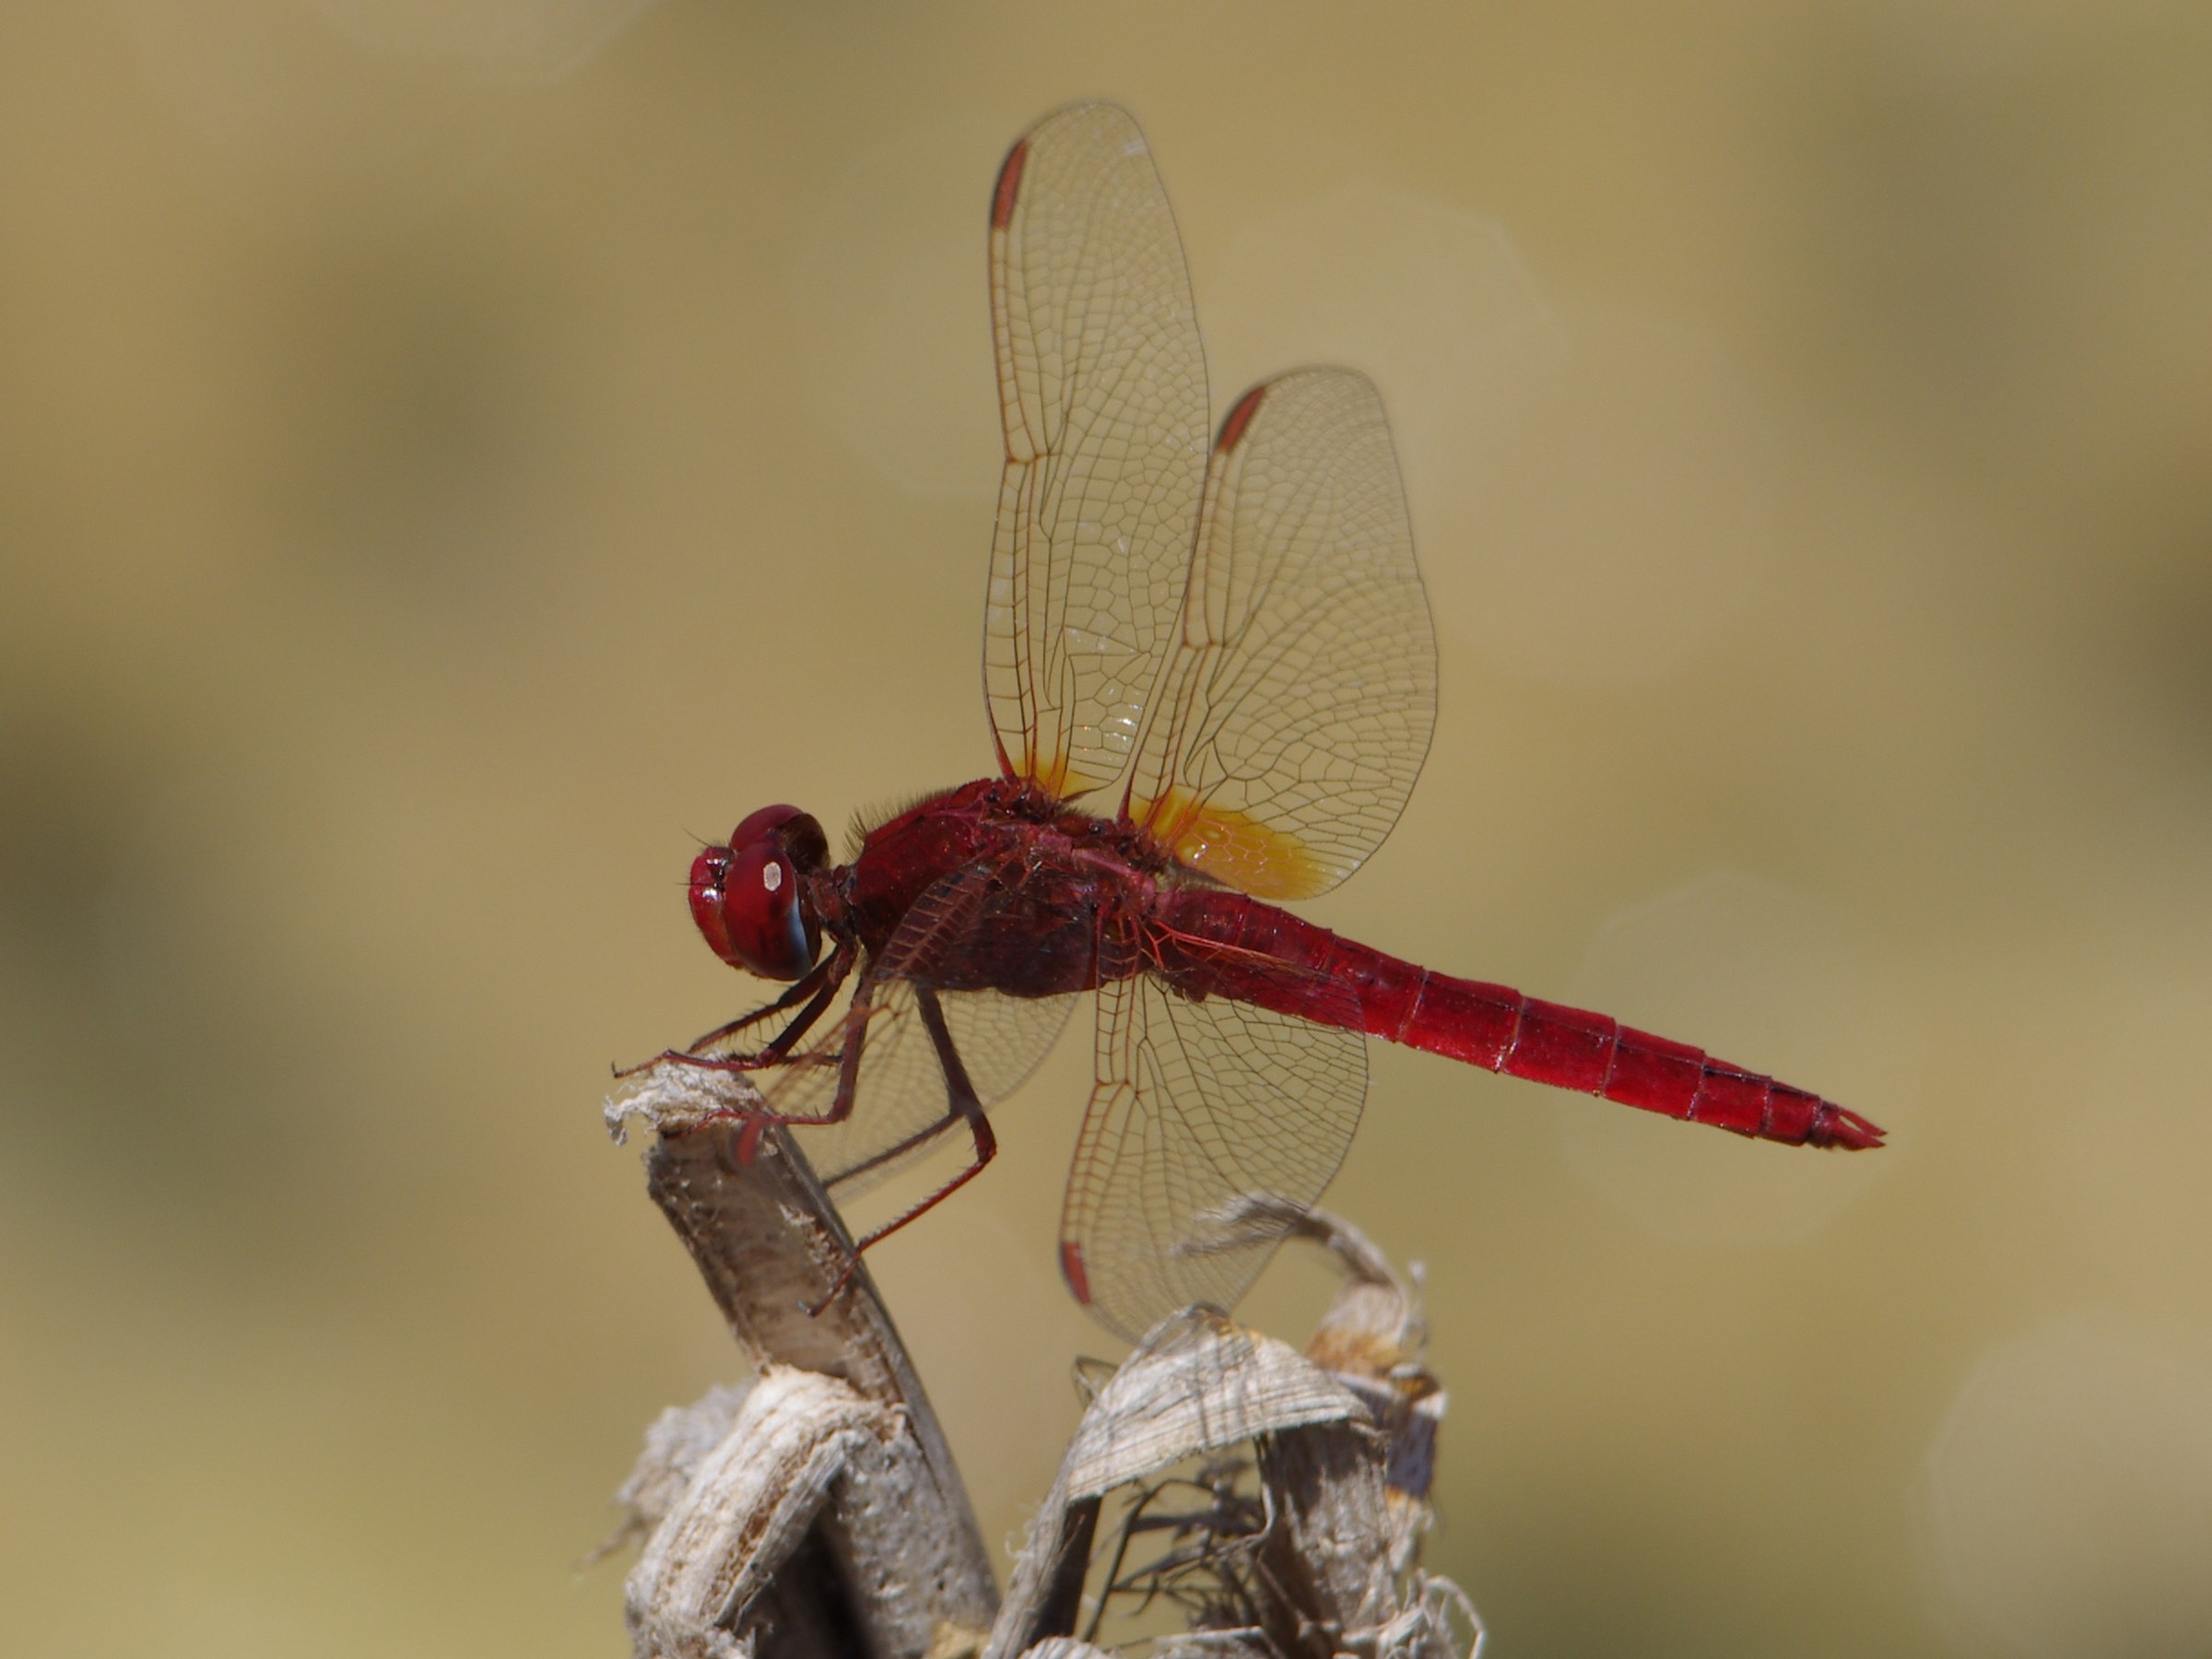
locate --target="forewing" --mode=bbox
[750,867,1077,1195]
[1059,974,1370,1340]
[985,101,1212,799]
[1125,369,1435,900]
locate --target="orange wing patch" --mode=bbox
[1013,740,1107,803]
[1135,785,1333,900]
[1033,750,1072,798]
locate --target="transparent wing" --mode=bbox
[984,101,1212,799]
[1125,369,1435,900]
[1059,972,1370,1340]
[750,867,1077,1195]
[788,980,1077,1197]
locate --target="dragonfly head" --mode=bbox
[688,806,829,980]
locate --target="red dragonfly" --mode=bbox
[667,103,1883,1339]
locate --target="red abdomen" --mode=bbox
[1149,888,1882,1150]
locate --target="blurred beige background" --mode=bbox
[5,3,2209,1655]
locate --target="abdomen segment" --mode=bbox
[1150,888,1884,1150]
[1391,972,1882,1148]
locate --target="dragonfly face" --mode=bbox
[688,805,829,981]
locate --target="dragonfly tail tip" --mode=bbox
[1817,1106,1886,1151]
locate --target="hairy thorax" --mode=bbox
[839,777,1182,998]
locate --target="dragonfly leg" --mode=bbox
[684,961,837,1052]
[822,1101,971,1194]
[617,944,853,1080]
[805,985,998,1316]
[721,957,884,1140]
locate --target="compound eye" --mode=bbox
[686,804,828,980]
[714,841,818,980]
[730,804,829,875]
[732,804,803,846]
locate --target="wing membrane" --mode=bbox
[1127,369,1435,899]
[984,102,1211,798]
[1060,973,1369,1339]
[784,979,1077,1197]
